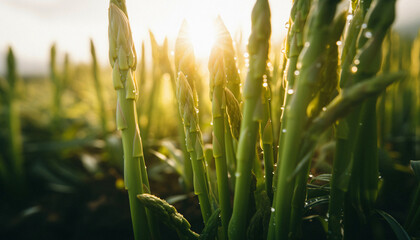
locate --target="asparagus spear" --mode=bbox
[176,72,213,224]
[4,47,24,191]
[208,47,232,238]
[108,1,152,239]
[228,0,271,239]
[90,40,108,135]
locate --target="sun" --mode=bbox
[184,17,216,59]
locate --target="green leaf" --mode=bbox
[303,195,329,215]
[376,210,411,240]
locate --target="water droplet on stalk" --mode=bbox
[235,172,241,178]
[244,52,249,58]
[354,59,360,65]
[294,70,300,76]
[271,207,276,212]
[282,129,287,133]
[351,66,358,73]
[364,31,372,38]
[336,40,342,46]
[285,22,290,29]
[347,14,353,21]
[361,23,367,29]
[287,89,294,95]
[263,82,268,87]
[322,107,327,111]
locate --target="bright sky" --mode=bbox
[0,0,419,75]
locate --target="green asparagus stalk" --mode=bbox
[136,41,146,120]
[228,0,271,239]
[224,88,241,187]
[260,73,274,200]
[138,194,199,240]
[176,72,213,224]
[288,11,346,239]
[90,40,108,135]
[272,0,311,194]
[4,47,24,190]
[214,17,242,191]
[215,16,242,102]
[208,47,232,238]
[143,31,163,141]
[50,44,62,127]
[269,1,340,239]
[108,2,152,239]
[174,23,200,191]
[328,4,366,239]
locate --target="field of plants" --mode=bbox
[1,0,419,239]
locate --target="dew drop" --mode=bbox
[351,66,358,73]
[282,129,287,133]
[210,121,213,126]
[322,107,327,111]
[170,51,174,56]
[244,52,249,58]
[364,31,372,39]
[271,207,276,212]
[285,22,290,29]
[294,70,300,76]
[304,42,310,47]
[361,23,367,29]
[287,89,294,95]
[336,40,342,46]
[347,14,353,21]
[263,82,268,87]
[354,59,360,65]
[235,172,241,178]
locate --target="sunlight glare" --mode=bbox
[186,17,216,59]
